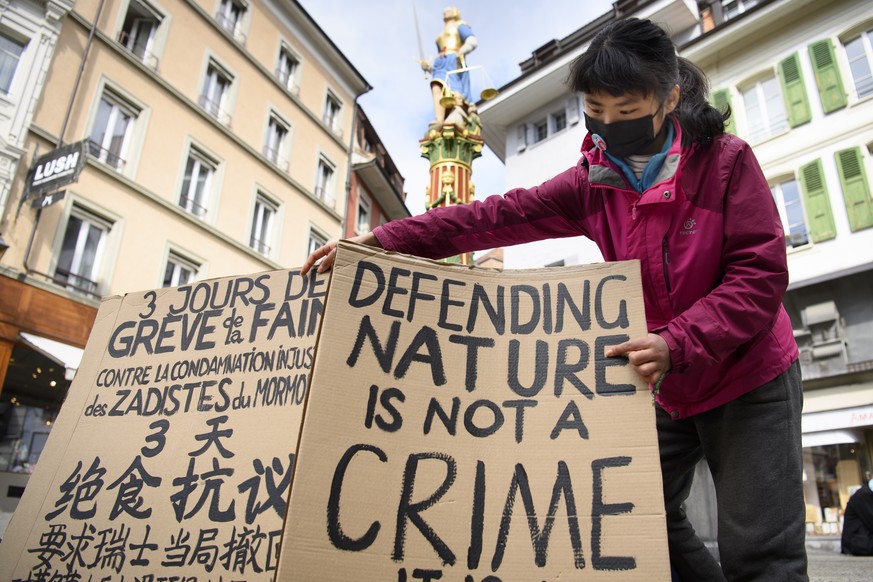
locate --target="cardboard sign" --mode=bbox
[279,242,669,580]
[0,268,327,581]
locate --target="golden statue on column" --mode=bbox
[415,5,495,265]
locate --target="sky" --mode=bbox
[297,0,615,221]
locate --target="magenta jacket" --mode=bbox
[374,118,799,418]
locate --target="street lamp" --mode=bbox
[0,233,8,260]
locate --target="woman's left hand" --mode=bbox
[606,333,672,385]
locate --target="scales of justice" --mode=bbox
[414,5,498,265]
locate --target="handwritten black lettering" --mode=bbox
[364,385,405,432]
[394,452,457,565]
[507,339,548,397]
[595,335,635,396]
[491,461,584,571]
[591,456,636,571]
[328,444,387,551]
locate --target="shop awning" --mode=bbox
[802,403,873,433]
[19,332,84,381]
[802,429,864,448]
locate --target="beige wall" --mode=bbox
[6,0,368,297]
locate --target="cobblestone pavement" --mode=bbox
[807,550,873,582]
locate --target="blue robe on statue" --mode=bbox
[431,24,473,102]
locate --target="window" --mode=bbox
[163,252,198,288]
[741,75,789,142]
[179,147,217,218]
[516,124,528,152]
[533,119,548,143]
[723,0,760,20]
[803,444,869,537]
[276,45,299,94]
[323,92,342,136]
[250,193,278,256]
[845,28,873,100]
[216,0,247,43]
[118,0,162,69]
[264,113,289,170]
[308,228,328,257]
[55,207,111,296]
[200,60,233,124]
[566,96,581,125]
[551,110,567,133]
[771,179,809,248]
[315,156,335,208]
[356,189,371,233]
[0,29,25,94]
[88,91,139,171]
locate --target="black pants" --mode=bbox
[658,361,808,581]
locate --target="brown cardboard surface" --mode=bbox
[0,269,327,581]
[279,242,669,581]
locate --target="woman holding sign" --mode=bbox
[303,17,805,582]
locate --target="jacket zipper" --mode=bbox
[662,237,672,293]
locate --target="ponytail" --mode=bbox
[675,57,730,143]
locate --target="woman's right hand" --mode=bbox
[300,232,382,276]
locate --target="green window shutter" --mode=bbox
[711,88,736,134]
[835,147,873,231]
[778,53,812,127]
[808,39,847,114]
[798,158,836,242]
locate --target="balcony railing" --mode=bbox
[87,140,127,171]
[54,268,99,297]
[116,30,160,70]
[274,68,300,95]
[249,237,271,256]
[323,113,343,138]
[179,195,208,218]
[332,123,344,139]
[215,12,247,45]
[198,94,232,127]
[262,145,289,172]
[785,231,809,248]
[314,186,335,209]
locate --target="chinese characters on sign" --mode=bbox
[1,269,327,581]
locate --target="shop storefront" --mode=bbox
[0,274,96,537]
[802,395,873,539]
[0,333,82,470]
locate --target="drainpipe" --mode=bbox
[341,86,371,237]
[22,0,105,299]
[58,0,106,148]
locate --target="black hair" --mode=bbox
[568,18,730,143]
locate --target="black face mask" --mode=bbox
[584,111,661,158]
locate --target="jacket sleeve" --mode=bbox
[373,164,590,259]
[660,139,789,371]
